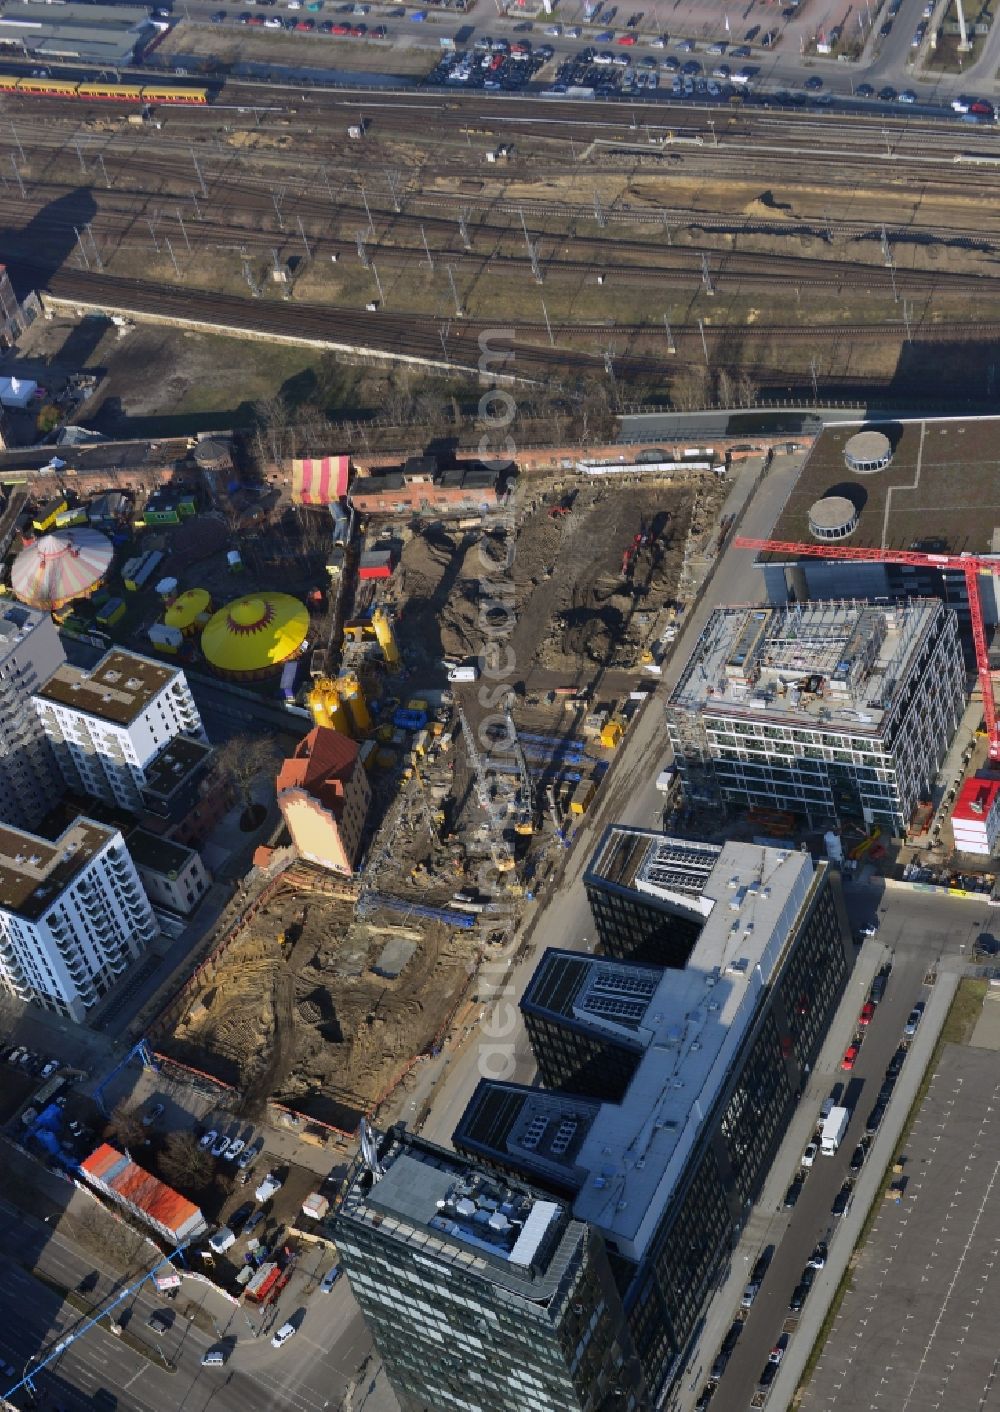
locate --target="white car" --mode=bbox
[802,1141,819,1168]
[225,1137,246,1162]
[271,1322,296,1349]
[208,1227,236,1254]
[211,1132,230,1158]
[199,1129,218,1151]
[40,1060,59,1078]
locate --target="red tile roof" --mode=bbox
[277,727,360,816]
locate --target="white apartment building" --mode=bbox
[33,649,206,813]
[0,602,66,831]
[667,598,965,833]
[0,818,158,1022]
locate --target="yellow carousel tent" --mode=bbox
[200,591,309,679]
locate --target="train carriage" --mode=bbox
[76,82,145,102]
[140,84,208,104]
[17,78,80,97]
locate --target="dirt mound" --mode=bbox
[744,190,797,221]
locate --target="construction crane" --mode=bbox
[505,708,536,835]
[457,702,515,872]
[734,536,1000,759]
[94,1038,158,1116]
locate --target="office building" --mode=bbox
[0,818,158,1022]
[666,599,965,832]
[276,726,371,874]
[0,602,65,831]
[455,837,852,1403]
[34,648,206,814]
[584,827,719,965]
[335,1125,645,1412]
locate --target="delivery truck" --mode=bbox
[820,1105,850,1156]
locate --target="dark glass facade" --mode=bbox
[584,882,701,968]
[334,1129,647,1412]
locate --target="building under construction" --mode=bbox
[666,598,965,831]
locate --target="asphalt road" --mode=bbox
[0,1199,393,1412]
[692,884,992,1412]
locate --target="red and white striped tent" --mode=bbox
[291,456,351,506]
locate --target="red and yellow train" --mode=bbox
[0,75,210,104]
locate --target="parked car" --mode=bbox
[866,1104,887,1136]
[244,1208,267,1237]
[887,1045,907,1077]
[229,1202,254,1234]
[904,1002,925,1037]
[199,1130,218,1151]
[224,1137,246,1163]
[858,1001,875,1026]
[783,1176,804,1209]
[239,1140,262,1170]
[841,1043,860,1072]
[271,1322,296,1349]
[211,1132,230,1158]
[831,1182,853,1217]
[768,1343,785,1366]
[807,1241,827,1270]
[321,1264,343,1292]
[802,1140,819,1169]
[789,1278,811,1312]
[711,1320,743,1378]
[694,1382,717,1410]
[849,1143,866,1175]
[208,1227,236,1254]
[147,1309,172,1333]
[142,1103,165,1127]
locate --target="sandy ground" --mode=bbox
[161,877,479,1131]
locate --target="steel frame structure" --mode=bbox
[735,536,1000,758]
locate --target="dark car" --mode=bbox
[807,1241,827,1270]
[887,1045,906,1077]
[870,969,889,1005]
[147,1309,172,1333]
[849,1143,866,1175]
[804,75,823,90]
[783,1176,804,1209]
[880,18,892,32]
[711,1320,743,1378]
[229,1202,254,1233]
[789,1277,812,1312]
[831,1182,853,1217]
[694,1382,717,1410]
[866,1104,886,1136]
[758,1360,778,1389]
[878,85,897,102]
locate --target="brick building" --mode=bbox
[277,727,371,874]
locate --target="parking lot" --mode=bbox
[802,1042,1000,1412]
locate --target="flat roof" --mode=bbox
[37,648,180,727]
[339,1129,585,1301]
[126,828,195,877]
[668,599,944,739]
[524,950,665,1038]
[586,827,721,920]
[768,416,1000,556]
[952,776,1000,824]
[141,735,211,798]
[0,817,116,922]
[0,601,48,653]
[456,1083,602,1196]
[571,842,817,1259]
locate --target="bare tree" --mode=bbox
[106,1101,146,1152]
[253,393,290,468]
[670,366,711,412]
[737,373,759,409]
[158,1131,214,1193]
[212,733,283,813]
[717,368,736,409]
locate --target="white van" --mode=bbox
[448,665,479,683]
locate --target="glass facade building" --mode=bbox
[335,1127,647,1412]
[455,835,854,1404]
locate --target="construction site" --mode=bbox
[151,450,732,1135]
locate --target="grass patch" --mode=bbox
[794,977,988,1400]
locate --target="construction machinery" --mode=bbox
[457,703,515,873]
[735,535,1000,760]
[306,676,353,735]
[372,606,401,669]
[339,671,372,733]
[621,524,650,579]
[505,708,536,835]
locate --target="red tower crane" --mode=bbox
[734,536,1000,759]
